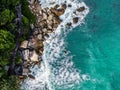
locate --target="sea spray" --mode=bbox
[21,0,89,90]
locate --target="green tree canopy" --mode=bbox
[0,76,20,90]
[0,9,15,26]
[0,29,15,50]
[0,30,15,66]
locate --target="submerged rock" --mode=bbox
[68,4,72,7]
[67,22,72,26]
[73,17,79,23]
[28,74,35,79]
[77,6,85,12]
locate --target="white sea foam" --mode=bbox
[21,0,89,90]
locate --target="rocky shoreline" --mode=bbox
[19,0,85,80]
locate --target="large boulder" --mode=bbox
[30,50,39,62]
[20,40,28,49]
[51,8,65,16]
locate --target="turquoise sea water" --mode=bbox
[66,0,120,90]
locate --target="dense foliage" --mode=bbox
[0,0,36,89]
[0,76,21,90]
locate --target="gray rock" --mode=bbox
[47,20,53,26]
[42,28,47,33]
[30,50,39,62]
[43,12,48,20]
[30,24,34,29]
[23,68,29,74]
[37,34,42,40]
[22,50,30,61]
[48,15,53,20]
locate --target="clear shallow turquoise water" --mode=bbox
[66,0,120,90]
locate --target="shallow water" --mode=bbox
[66,0,120,89]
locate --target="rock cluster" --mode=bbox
[19,0,66,80]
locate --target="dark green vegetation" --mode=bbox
[0,0,36,89]
[0,76,21,90]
